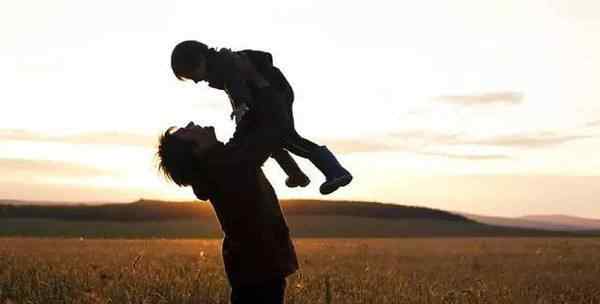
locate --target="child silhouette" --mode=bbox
[171,40,352,194]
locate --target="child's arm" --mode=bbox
[225,91,249,124]
[219,50,254,122]
[201,92,291,172]
[199,126,285,174]
[199,50,292,169]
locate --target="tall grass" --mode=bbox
[1,238,600,303]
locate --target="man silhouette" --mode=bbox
[156,116,298,303]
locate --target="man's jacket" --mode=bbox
[190,108,299,288]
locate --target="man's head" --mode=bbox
[156,121,219,186]
[171,40,210,82]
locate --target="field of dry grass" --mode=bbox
[1,238,600,303]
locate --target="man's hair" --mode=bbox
[171,40,210,80]
[156,127,199,186]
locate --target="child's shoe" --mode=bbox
[285,174,311,188]
[271,150,311,188]
[312,146,353,195]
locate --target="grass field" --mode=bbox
[2,238,600,304]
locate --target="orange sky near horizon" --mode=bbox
[1,0,600,217]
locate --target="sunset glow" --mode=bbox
[2,0,600,216]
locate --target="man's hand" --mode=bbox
[230,103,250,124]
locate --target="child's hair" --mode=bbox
[156,127,198,186]
[171,40,210,80]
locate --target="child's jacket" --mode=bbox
[204,48,296,164]
[205,48,294,111]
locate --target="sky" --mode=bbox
[1,0,600,217]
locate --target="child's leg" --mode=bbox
[281,131,320,159]
[283,131,352,195]
[260,85,351,194]
[271,149,310,188]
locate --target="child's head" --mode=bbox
[171,40,210,82]
[156,122,218,186]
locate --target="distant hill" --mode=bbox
[0,199,115,206]
[461,212,600,232]
[0,199,470,222]
[0,199,63,206]
[460,213,583,231]
[0,199,594,238]
[519,215,600,230]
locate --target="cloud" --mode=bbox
[0,158,115,178]
[320,129,589,155]
[0,129,155,147]
[418,151,510,160]
[459,132,594,148]
[319,130,460,154]
[319,131,511,161]
[434,91,524,106]
[391,130,594,149]
[2,128,590,159]
[390,130,460,146]
[319,138,394,153]
[585,120,600,127]
[0,180,140,203]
